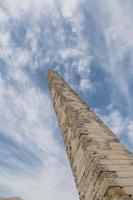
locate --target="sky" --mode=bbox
[0,0,133,199]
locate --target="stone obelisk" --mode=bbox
[48,70,133,200]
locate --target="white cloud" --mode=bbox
[127,122,133,144]
[80,79,92,92]
[102,109,126,136]
[101,0,133,105]
[0,7,9,23]
[59,48,81,59]
[2,0,54,19]
[0,30,12,54]
[0,6,79,197]
[0,156,78,200]
[96,104,133,152]
[60,0,78,18]
[0,61,78,200]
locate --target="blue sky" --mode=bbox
[0,0,133,199]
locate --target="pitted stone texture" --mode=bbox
[48,70,133,200]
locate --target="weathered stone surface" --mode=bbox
[48,70,133,200]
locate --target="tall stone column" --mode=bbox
[48,70,133,200]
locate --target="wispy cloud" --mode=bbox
[0,1,80,199]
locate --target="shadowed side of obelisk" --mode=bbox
[48,70,133,200]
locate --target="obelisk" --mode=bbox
[48,70,133,200]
